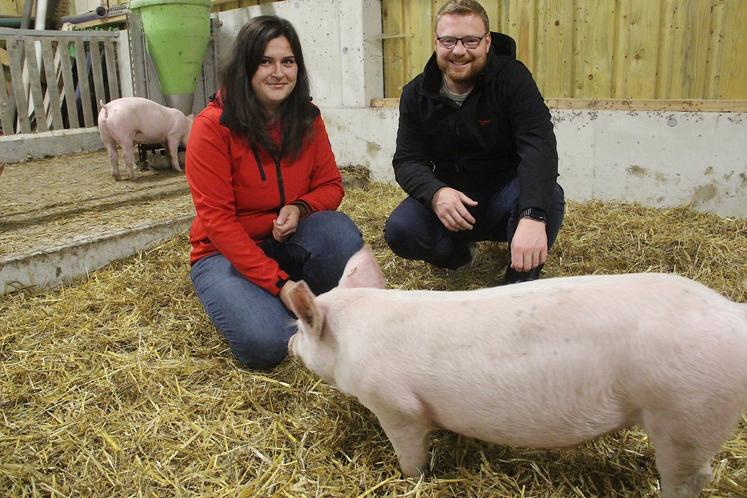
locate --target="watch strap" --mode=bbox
[519,207,547,223]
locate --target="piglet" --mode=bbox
[97,97,193,180]
[287,245,747,498]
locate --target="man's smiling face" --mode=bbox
[434,13,491,94]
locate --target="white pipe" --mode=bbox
[34,0,47,30]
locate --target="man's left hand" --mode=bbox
[510,218,548,271]
[273,205,301,242]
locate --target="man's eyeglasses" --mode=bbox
[436,34,487,50]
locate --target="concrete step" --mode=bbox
[1,216,193,294]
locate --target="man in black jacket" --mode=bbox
[384,0,565,283]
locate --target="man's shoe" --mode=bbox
[503,264,543,284]
[446,242,478,275]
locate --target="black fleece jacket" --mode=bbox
[392,33,558,214]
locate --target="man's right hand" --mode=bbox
[431,187,478,231]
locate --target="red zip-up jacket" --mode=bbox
[185,98,344,296]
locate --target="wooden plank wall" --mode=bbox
[382,0,747,100]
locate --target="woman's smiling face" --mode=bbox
[251,35,298,114]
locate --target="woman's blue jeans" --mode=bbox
[190,211,363,370]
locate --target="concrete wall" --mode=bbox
[0,128,105,163]
[323,107,747,218]
[214,0,382,108]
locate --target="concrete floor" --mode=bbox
[0,150,194,294]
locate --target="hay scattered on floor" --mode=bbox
[0,151,193,258]
[1,182,746,497]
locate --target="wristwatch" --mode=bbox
[519,207,547,224]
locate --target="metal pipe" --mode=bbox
[20,0,34,29]
[61,6,107,25]
[0,17,26,28]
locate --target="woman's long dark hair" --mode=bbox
[219,16,316,159]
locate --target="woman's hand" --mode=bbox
[273,205,301,242]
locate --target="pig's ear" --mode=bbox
[288,281,324,336]
[338,244,386,289]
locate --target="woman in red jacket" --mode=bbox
[186,16,363,370]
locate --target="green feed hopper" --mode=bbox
[129,0,212,115]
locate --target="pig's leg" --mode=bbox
[652,440,713,498]
[375,411,432,477]
[644,412,720,498]
[104,143,121,180]
[120,141,138,181]
[165,136,183,172]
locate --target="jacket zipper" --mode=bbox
[251,146,266,181]
[454,109,461,172]
[274,154,285,208]
[251,146,286,208]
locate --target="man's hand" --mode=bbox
[431,187,478,231]
[510,218,548,271]
[273,205,301,242]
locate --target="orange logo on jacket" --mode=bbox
[478,119,492,126]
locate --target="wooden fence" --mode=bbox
[382,0,747,100]
[0,28,120,135]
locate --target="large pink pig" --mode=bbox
[97,97,193,181]
[287,245,747,498]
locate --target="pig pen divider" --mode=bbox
[0,27,122,136]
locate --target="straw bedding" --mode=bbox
[1,180,746,497]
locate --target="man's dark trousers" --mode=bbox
[384,177,565,271]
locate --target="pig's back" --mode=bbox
[104,97,179,143]
[325,273,747,448]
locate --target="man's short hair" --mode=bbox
[436,0,490,33]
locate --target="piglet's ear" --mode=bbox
[288,281,323,337]
[338,244,386,289]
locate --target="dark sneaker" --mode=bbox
[503,264,543,284]
[446,242,478,275]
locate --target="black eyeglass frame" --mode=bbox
[435,33,488,49]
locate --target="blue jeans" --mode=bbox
[385,178,565,270]
[191,211,363,370]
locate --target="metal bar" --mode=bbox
[104,39,120,100]
[0,28,119,39]
[41,38,64,130]
[74,38,94,127]
[89,39,107,111]
[8,38,31,133]
[58,39,79,128]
